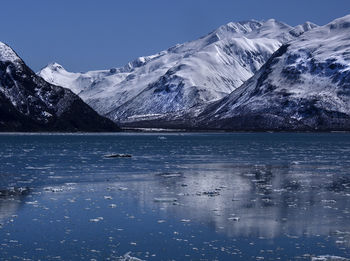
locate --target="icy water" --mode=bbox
[0,133,350,261]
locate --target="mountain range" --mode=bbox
[194,15,350,131]
[38,19,317,125]
[2,14,350,131]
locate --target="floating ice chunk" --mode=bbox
[109,204,117,208]
[89,217,104,222]
[335,240,346,244]
[321,199,337,204]
[273,189,286,193]
[117,252,144,261]
[65,183,76,186]
[104,196,113,200]
[157,173,182,178]
[153,197,178,203]
[180,219,191,223]
[26,201,38,205]
[202,191,220,197]
[334,230,350,235]
[44,187,64,192]
[104,154,132,158]
[312,255,349,261]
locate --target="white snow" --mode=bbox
[38,19,317,122]
[208,14,350,121]
[0,42,20,63]
[38,62,109,95]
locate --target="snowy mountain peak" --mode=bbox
[261,19,294,33]
[0,42,21,63]
[215,20,262,36]
[45,62,66,71]
[302,21,318,30]
[214,19,315,42]
[246,19,295,41]
[264,18,288,27]
[38,17,319,124]
[213,19,295,40]
[327,14,350,31]
[195,14,350,131]
[289,21,318,37]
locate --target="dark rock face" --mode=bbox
[0,43,119,132]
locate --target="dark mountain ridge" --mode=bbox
[0,42,119,132]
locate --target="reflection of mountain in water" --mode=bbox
[0,187,29,226]
[122,163,350,243]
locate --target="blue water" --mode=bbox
[0,133,350,260]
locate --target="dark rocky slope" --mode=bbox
[0,42,119,132]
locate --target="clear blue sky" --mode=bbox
[1,0,349,72]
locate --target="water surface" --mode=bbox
[0,133,350,260]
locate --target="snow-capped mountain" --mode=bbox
[195,14,350,131]
[0,42,119,132]
[38,19,317,124]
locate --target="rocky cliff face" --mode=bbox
[0,42,119,132]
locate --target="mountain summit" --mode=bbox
[38,19,317,125]
[195,14,350,131]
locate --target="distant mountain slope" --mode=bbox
[0,42,119,132]
[195,14,350,131]
[38,19,317,124]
